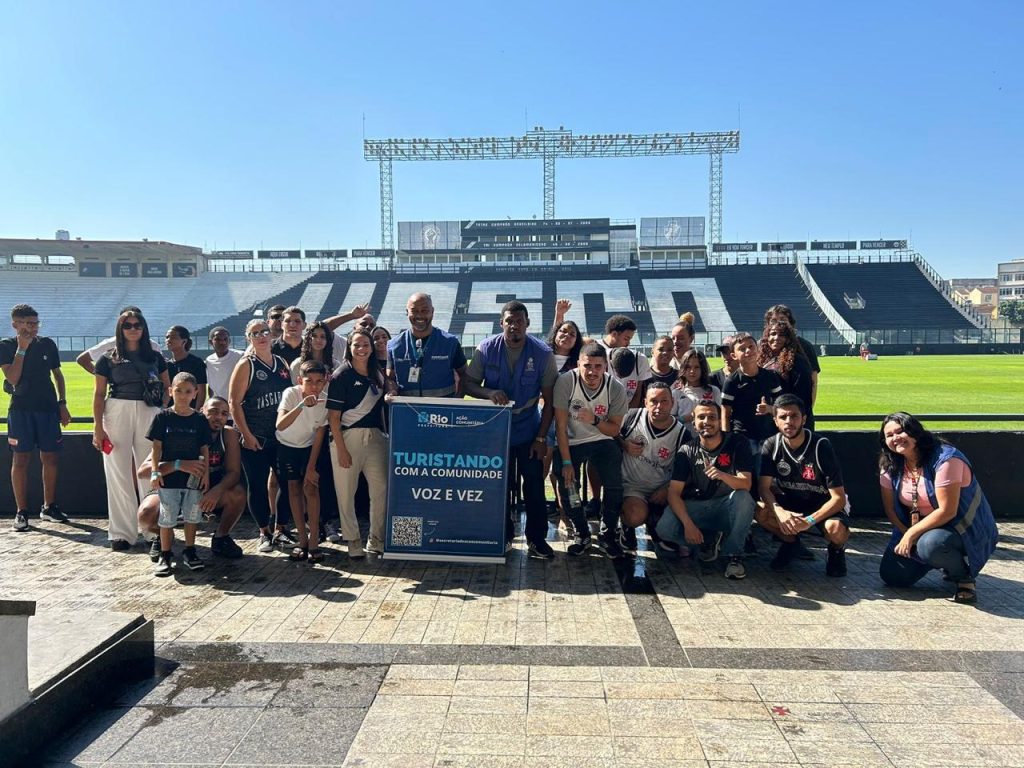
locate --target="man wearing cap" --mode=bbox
[709,334,738,393]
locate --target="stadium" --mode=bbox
[2,129,1023,765]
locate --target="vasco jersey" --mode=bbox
[241,354,291,439]
[207,428,229,486]
[672,433,753,501]
[597,340,651,401]
[760,431,845,515]
[553,370,629,446]
[619,409,689,491]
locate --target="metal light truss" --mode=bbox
[364,128,740,245]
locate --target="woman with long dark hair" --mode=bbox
[289,321,338,383]
[229,318,293,552]
[92,309,170,550]
[878,412,998,604]
[326,328,391,557]
[372,326,391,368]
[758,320,815,428]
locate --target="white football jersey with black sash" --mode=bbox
[620,409,689,491]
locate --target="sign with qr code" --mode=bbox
[384,397,512,563]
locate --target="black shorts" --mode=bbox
[277,444,312,482]
[7,410,63,453]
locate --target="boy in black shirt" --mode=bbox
[756,395,850,576]
[722,332,782,480]
[1,304,71,530]
[147,372,211,576]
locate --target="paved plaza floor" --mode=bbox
[3,514,1023,767]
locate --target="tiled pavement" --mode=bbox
[3,515,1023,767]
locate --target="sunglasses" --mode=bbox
[248,329,272,338]
[122,322,144,330]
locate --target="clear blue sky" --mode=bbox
[1,1,1020,277]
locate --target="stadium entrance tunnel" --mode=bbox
[2,431,1021,521]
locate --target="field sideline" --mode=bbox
[33,354,1022,432]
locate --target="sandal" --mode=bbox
[954,581,977,605]
[289,546,308,561]
[308,549,324,564]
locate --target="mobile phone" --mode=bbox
[102,438,114,454]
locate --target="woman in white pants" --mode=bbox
[326,329,391,557]
[92,310,170,550]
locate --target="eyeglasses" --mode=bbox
[122,322,144,330]
[248,329,272,338]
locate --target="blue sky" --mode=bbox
[1,0,1020,277]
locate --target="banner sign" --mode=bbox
[810,240,857,251]
[712,242,758,252]
[78,262,107,277]
[304,249,347,259]
[211,250,253,259]
[860,239,907,250]
[111,263,138,278]
[141,263,168,277]
[172,262,197,278]
[385,397,511,563]
[462,218,609,235]
[761,241,807,252]
[351,248,394,258]
[462,239,609,252]
[257,249,301,259]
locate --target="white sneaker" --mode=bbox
[724,556,746,580]
[348,539,365,559]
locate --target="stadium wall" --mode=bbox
[2,431,1021,520]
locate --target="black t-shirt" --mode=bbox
[95,350,168,401]
[722,368,783,441]
[327,364,385,431]
[167,353,208,408]
[708,368,730,394]
[760,431,843,515]
[0,336,60,412]
[768,353,815,427]
[798,336,821,374]
[643,367,678,398]
[145,409,212,489]
[271,339,303,366]
[672,433,753,501]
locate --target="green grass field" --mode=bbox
[43,354,1024,431]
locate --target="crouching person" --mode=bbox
[657,402,755,579]
[756,395,850,576]
[138,396,247,562]
[145,373,211,576]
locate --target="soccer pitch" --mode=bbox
[45,353,1024,432]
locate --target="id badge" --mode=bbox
[408,366,421,384]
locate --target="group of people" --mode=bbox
[1,297,999,602]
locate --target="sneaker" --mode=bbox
[724,556,746,580]
[257,533,274,553]
[618,526,638,555]
[795,537,816,561]
[366,538,384,556]
[324,522,342,544]
[13,511,30,532]
[148,539,162,562]
[348,539,365,559]
[182,546,205,571]
[598,531,625,560]
[272,528,297,548]
[40,504,70,523]
[825,544,847,577]
[657,540,681,557]
[770,541,798,572]
[154,553,173,577]
[110,539,132,551]
[528,539,555,560]
[211,534,244,559]
[699,532,723,563]
[567,535,591,556]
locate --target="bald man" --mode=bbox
[387,292,467,398]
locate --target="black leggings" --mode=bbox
[240,439,282,529]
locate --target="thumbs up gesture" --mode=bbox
[756,397,771,416]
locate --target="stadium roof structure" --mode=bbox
[0,238,201,260]
[364,126,740,250]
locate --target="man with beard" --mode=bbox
[657,402,755,579]
[756,394,850,576]
[387,292,466,398]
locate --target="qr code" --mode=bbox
[391,516,423,547]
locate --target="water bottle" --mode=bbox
[567,483,583,511]
[186,456,204,490]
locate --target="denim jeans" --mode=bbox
[656,490,755,557]
[880,528,969,585]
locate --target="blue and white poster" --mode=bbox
[385,397,511,563]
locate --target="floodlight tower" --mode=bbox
[364,127,740,249]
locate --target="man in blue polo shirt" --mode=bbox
[464,301,559,559]
[387,292,467,398]
[1,304,72,531]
